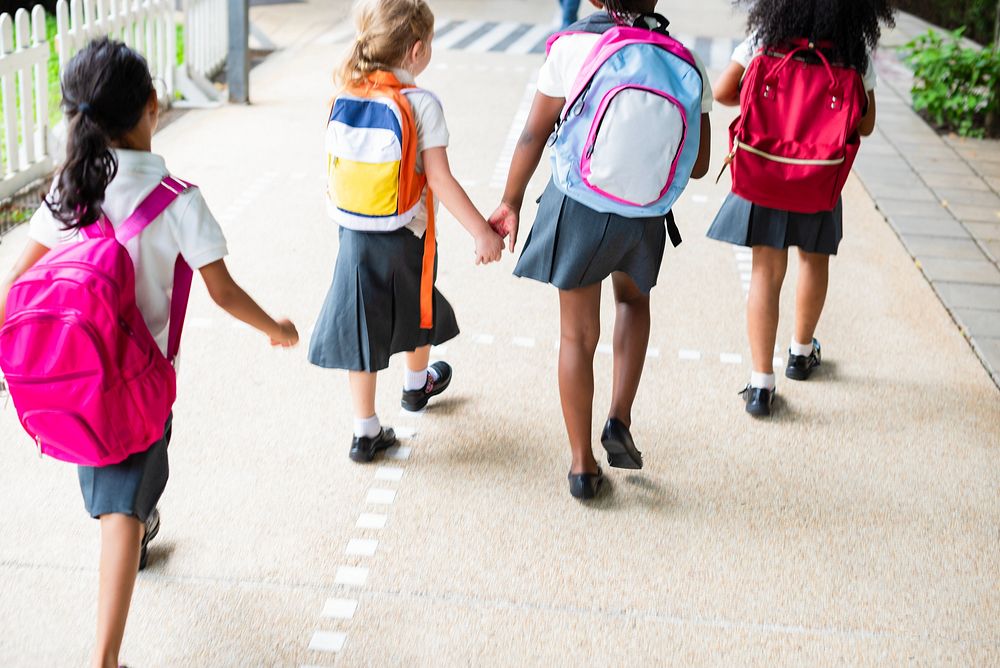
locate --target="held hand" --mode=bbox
[474,230,505,266]
[270,319,299,348]
[488,203,520,253]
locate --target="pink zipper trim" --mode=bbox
[580,84,689,207]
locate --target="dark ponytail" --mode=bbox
[45,38,155,230]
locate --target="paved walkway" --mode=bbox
[0,1,997,665]
[858,14,1000,386]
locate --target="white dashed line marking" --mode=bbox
[356,513,387,529]
[512,336,536,348]
[597,343,613,355]
[394,426,418,439]
[773,357,783,368]
[720,353,743,365]
[399,407,425,418]
[188,317,213,329]
[692,194,708,203]
[322,598,358,620]
[366,488,397,505]
[345,538,379,557]
[646,347,660,358]
[335,566,369,587]
[474,334,495,345]
[387,445,412,461]
[679,349,702,361]
[375,466,405,482]
[308,631,347,653]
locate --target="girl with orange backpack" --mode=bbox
[709,0,894,416]
[308,0,505,463]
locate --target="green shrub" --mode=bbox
[901,28,1000,138]
[895,0,999,47]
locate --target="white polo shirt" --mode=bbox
[29,149,228,356]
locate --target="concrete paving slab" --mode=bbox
[933,282,1000,310]
[948,203,1000,223]
[975,337,1000,378]
[921,172,992,190]
[876,198,951,219]
[916,257,1000,285]
[933,189,1000,209]
[953,308,1000,338]
[888,215,970,238]
[967,222,1000,241]
[901,237,987,261]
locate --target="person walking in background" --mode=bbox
[490,0,713,500]
[558,0,582,29]
[0,39,298,668]
[308,0,504,464]
[708,0,894,417]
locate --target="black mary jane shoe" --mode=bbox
[568,467,604,500]
[740,385,775,417]
[785,339,822,381]
[138,508,160,571]
[350,428,398,463]
[600,418,643,470]
[401,361,453,412]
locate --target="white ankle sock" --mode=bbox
[354,414,381,439]
[404,368,428,392]
[750,371,776,390]
[790,339,814,357]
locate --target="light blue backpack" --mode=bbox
[548,14,703,219]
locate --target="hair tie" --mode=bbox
[77,102,92,117]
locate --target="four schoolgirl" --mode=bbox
[0,0,894,660]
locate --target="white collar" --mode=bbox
[391,68,417,85]
[112,149,167,174]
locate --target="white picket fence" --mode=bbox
[56,0,177,101]
[183,0,227,81]
[0,6,52,199]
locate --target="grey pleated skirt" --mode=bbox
[707,192,843,255]
[78,415,171,522]
[309,227,460,373]
[514,180,676,294]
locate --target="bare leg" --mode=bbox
[747,246,789,374]
[348,371,377,420]
[609,272,650,428]
[92,514,143,668]
[558,283,603,475]
[404,345,431,373]
[794,249,830,346]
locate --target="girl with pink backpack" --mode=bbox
[0,40,298,667]
[708,0,894,417]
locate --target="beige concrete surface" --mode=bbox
[0,1,997,665]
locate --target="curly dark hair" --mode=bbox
[741,0,896,72]
[603,0,657,25]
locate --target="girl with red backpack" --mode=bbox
[0,40,298,667]
[708,0,894,416]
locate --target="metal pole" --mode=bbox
[227,0,249,104]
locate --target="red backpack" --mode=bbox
[722,40,867,214]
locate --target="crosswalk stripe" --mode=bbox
[432,19,461,41]
[465,21,527,53]
[451,21,501,50]
[488,23,536,53]
[505,24,552,55]
[434,20,488,50]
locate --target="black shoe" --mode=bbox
[138,508,160,571]
[786,339,821,381]
[740,385,775,417]
[350,428,398,463]
[401,361,453,412]
[600,418,643,470]
[568,467,604,500]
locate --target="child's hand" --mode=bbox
[488,203,520,253]
[270,319,299,347]
[474,230,504,265]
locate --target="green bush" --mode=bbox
[896,0,999,47]
[901,28,1000,137]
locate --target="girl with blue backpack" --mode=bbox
[490,0,713,499]
[308,0,505,463]
[708,0,893,417]
[0,40,298,667]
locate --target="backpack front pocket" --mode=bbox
[581,85,688,207]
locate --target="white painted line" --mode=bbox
[597,343,613,355]
[464,21,525,52]
[739,272,752,282]
[308,630,347,653]
[773,357,783,368]
[321,598,358,620]
[720,353,743,365]
[737,262,752,271]
[366,488,397,505]
[394,426,417,440]
[474,334,495,345]
[356,513,387,529]
[431,344,448,355]
[346,538,378,557]
[387,445,412,461]
[375,466,405,482]
[512,336,536,348]
[399,406,425,419]
[335,566,369,587]
[691,194,708,203]
[505,23,550,54]
[434,20,487,49]
[646,347,660,358]
[188,317,213,329]
[491,81,536,188]
[679,349,702,361]
[710,38,733,70]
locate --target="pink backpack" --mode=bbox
[723,40,867,214]
[0,176,195,466]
